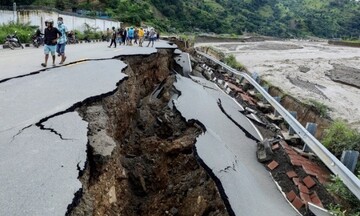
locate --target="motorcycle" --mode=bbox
[67,35,78,44]
[32,34,44,48]
[67,32,79,44]
[4,32,24,50]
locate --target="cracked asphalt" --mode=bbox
[174,75,299,216]
[0,41,175,216]
[0,41,299,216]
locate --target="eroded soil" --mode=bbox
[68,50,229,216]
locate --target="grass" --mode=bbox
[327,174,360,216]
[323,120,360,215]
[224,54,247,72]
[179,34,196,44]
[308,99,330,118]
[322,120,360,157]
[0,22,36,44]
[343,40,360,44]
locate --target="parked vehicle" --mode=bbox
[32,34,44,48]
[67,31,78,44]
[4,32,24,50]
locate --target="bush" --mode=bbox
[74,30,85,40]
[309,99,330,118]
[322,120,360,157]
[327,174,360,216]
[224,54,247,71]
[82,23,102,40]
[0,22,36,44]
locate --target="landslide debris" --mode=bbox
[68,50,229,216]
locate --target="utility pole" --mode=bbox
[13,2,16,23]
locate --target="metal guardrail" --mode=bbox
[197,51,360,200]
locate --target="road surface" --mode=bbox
[0,41,298,216]
[0,41,175,216]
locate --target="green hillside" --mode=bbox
[3,0,360,38]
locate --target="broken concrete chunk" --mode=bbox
[108,186,117,204]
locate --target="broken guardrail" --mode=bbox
[197,51,360,200]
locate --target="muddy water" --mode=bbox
[198,41,360,131]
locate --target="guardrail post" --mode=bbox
[261,86,269,102]
[303,122,317,152]
[341,151,359,173]
[252,72,260,83]
[273,97,281,117]
[288,111,297,136]
[197,51,360,199]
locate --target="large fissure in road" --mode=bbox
[68,50,229,215]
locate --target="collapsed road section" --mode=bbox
[0,44,230,216]
[1,40,308,216]
[0,60,127,215]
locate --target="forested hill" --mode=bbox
[3,0,360,38]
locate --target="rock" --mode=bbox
[256,139,274,162]
[170,207,178,215]
[164,137,194,153]
[299,66,310,73]
[108,186,117,204]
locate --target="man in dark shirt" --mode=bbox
[41,19,62,67]
[108,26,117,48]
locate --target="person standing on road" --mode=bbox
[138,27,145,47]
[122,27,127,46]
[108,26,117,48]
[117,28,123,45]
[41,19,62,67]
[57,17,68,64]
[157,31,160,41]
[128,27,135,46]
[134,27,139,45]
[146,28,156,47]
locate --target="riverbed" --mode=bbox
[197,40,360,131]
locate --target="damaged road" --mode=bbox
[0,59,127,215]
[0,41,301,216]
[173,75,298,216]
[0,43,229,216]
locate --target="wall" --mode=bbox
[0,9,121,32]
[0,10,15,24]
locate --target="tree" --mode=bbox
[55,0,65,10]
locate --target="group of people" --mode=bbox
[39,18,160,68]
[41,17,68,67]
[108,26,159,48]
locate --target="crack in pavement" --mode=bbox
[30,75,129,141]
[217,98,260,142]
[10,125,33,143]
[0,58,113,84]
[35,121,72,141]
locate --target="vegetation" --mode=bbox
[224,54,247,71]
[2,0,360,38]
[0,22,36,44]
[327,174,360,216]
[309,99,330,118]
[81,23,101,40]
[322,120,360,157]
